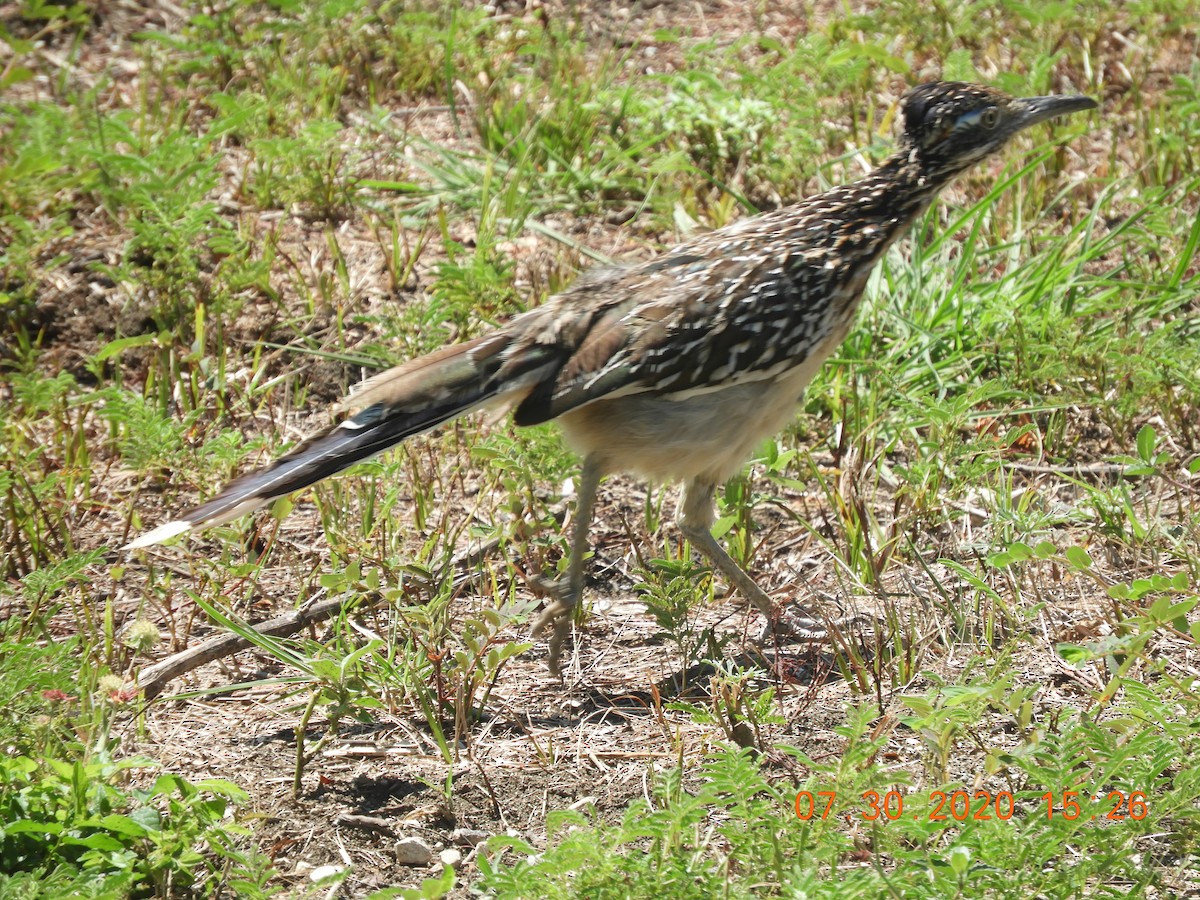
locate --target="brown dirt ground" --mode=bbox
[10,0,1200,896]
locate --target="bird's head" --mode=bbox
[900,81,1097,177]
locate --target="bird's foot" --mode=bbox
[759,603,830,642]
[757,596,878,644]
[528,575,576,676]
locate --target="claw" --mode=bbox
[757,600,879,645]
[760,604,830,642]
[528,575,576,675]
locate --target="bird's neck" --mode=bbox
[770,144,963,304]
[827,146,951,248]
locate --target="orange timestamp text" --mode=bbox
[794,789,1149,822]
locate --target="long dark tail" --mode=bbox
[124,332,557,549]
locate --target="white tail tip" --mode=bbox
[123,520,193,550]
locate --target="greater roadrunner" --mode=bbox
[127,82,1096,672]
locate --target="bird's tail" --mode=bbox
[124,331,554,549]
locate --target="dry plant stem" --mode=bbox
[294,691,325,798]
[124,594,356,701]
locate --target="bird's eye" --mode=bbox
[981,107,1001,128]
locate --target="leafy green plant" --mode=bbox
[443,609,532,744]
[638,562,722,681]
[672,665,783,752]
[248,119,358,218]
[362,865,455,900]
[0,753,273,898]
[86,114,253,334]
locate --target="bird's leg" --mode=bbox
[531,456,602,674]
[676,479,831,641]
[675,479,777,620]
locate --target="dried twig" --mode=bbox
[126,594,355,701]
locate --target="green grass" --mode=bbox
[1,0,1198,896]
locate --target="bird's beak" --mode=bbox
[1012,94,1099,131]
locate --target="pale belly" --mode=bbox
[555,343,837,487]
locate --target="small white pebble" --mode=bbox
[308,865,343,882]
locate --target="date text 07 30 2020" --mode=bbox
[794,789,1149,823]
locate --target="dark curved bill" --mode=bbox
[1013,94,1099,130]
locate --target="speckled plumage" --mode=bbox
[127,82,1097,673]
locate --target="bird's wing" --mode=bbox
[512,228,838,427]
